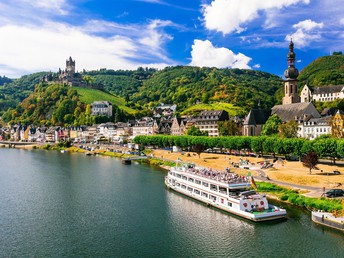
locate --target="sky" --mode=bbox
[0,0,343,78]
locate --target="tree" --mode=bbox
[193,143,205,158]
[187,125,207,136]
[218,120,241,136]
[261,114,282,136]
[302,152,318,174]
[278,120,298,138]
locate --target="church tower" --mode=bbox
[282,40,300,105]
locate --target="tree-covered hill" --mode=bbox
[0,76,12,86]
[75,87,136,115]
[298,53,344,86]
[2,83,134,126]
[84,67,157,97]
[0,72,49,115]
[129,66,283,112]
[181,103,246,117]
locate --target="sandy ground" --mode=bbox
[152,149,344,191]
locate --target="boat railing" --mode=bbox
[173,167,249,185]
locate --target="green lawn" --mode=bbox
[75,87,136,114]
[181,103,245,116]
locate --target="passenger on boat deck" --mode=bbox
[184,167,249,183]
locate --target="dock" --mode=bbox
[312,211,344,231]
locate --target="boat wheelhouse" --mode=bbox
[165,163,286,222]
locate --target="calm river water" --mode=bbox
[0,148,344,257]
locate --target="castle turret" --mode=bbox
[66,56,75,75]
[282,40,300,105]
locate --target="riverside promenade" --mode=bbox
[152,149,344,198]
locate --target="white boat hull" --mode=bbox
[165,177,286,222]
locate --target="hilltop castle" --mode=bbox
[42,57,103,90]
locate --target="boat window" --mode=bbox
[195,180,201,185]
[210,195,217,201]
[202,182,209,187]
[210,184,218,191]
[201,192,208,198]
[181,185,186,189]
[187,187,193,192]
[194,189,200,195]
[188,178,194,183]
[182,176,187,180]
[176,174,181,178]
[219,187,227,194]
[227,202,232,207]
[176,183,180,187]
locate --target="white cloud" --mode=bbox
[189,39,251,69]
[0,0,179,77]
[293,19,324,31]
[340,18,344,25]
[253,64,261,69]
[286,19,324,47]
[202,0,310,34]
[0,19,176,78]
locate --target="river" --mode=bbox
[0,148,343,257]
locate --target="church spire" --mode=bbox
[282,40,300,105]
[284,39,299,79]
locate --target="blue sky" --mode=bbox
[0,0,343,78]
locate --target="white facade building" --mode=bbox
[298,116,332,140]
[300,84,344,103]
[91,101,113,118]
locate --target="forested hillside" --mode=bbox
[2,83,131,126]
[0,72,48,115]
[0,76,12,86]
[130,66,283,111]
[1,53,343,123]
[298,53,344,86]
[84,67,157,97]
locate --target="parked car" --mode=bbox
[325,189,344,198]
[333,170,341,175]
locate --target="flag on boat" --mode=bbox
[250,176,257,190]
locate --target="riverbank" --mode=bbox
[152,149,344,195]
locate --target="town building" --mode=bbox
[154,104,177,118]
[300,84,344,103]
[271,102,321,123]
[194,110,229,137]
[171,116,186,136]
[331,110,344,138]
[272,41,321,128]
[132,117,154,137]
[91,101,113,118]
[242,108,271,136]
[298,116,332,140]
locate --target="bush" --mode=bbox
[43,144,51,150]
[280,195,289,201]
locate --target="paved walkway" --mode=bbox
[255,175,324,198]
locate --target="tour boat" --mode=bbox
[165,162,286,222]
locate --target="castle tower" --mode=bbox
[282,40,300,105]
[66,56,75,76]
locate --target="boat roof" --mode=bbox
[172,168,251,189]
